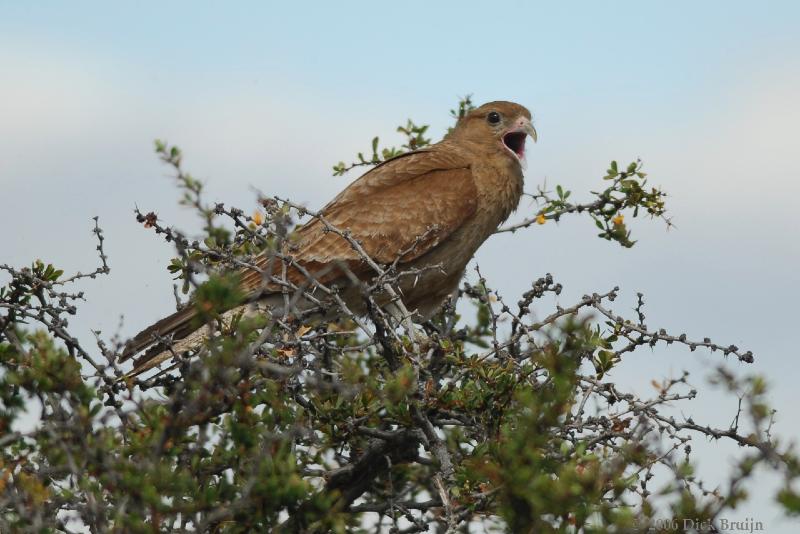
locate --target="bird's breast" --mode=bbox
[473,160,525,231]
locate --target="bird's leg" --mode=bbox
[382,284,429,351]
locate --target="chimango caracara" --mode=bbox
[122,101,537,377]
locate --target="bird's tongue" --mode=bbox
[503,131,527,168]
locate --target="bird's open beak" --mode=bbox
[523,121,537,143]
[502,118,537,166]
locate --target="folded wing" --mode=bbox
[122,145,478,373]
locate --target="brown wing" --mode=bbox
[240,146,477,295]
[122,146,477,365]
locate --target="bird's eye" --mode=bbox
[487,111,501,125]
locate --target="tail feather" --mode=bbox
[120,306,199,363]
[120,293,293,380]
[120,304,253,380]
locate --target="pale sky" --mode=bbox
[1,1,799,530]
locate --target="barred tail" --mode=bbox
[119,293,288,380]
[120,306,199,363]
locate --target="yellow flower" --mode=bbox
[536,213,547,225]
[252,210,264,226]
[612,214,624,226]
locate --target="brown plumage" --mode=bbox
[121,101,536,377]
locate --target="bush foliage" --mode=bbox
[1,98,798,532]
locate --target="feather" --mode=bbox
[120,101,535,380]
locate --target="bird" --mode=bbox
[121,101,537,378]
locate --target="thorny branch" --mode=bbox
[1,133,798,532]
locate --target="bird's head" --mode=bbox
[450,101,537,166]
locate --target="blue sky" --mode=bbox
[1,1,799,529]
